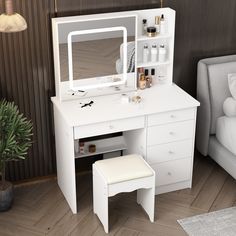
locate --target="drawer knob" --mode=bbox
[170,115,176,118]
[168,150,174,154]
[169,131,174,135]
[109,125,114,129]
[167,172,172,176]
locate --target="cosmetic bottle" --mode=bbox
[151,68,156,85]
[139,74,146,90]
[145,69,152,88]
[160,14,166,34]
[143,44,149,63]
[151,44,158,63]
[159,44,167,63]
[155,16,161,34]
[142,19,147,35]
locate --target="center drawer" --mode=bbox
[74,116,145,139]
[151,158,192,187]
[147,120,195,146]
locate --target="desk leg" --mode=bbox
[53,107,77,214]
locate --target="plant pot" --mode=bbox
[0,181,13,212]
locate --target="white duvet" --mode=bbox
[216,116,236,155]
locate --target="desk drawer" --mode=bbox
[148,109,195,126]
[74,116,145,139]
[147,139,193,164]
[147,120,194,146]
[152,158,191,186]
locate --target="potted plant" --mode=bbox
[0,100,32,211]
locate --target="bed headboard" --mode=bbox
[196,55,236,156]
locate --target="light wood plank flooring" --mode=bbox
[1,152,236,236]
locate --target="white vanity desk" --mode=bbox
[51,84,199,213]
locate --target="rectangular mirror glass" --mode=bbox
[57,15,136,93]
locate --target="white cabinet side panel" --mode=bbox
[53,106,77,213]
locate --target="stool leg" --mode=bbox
[137,180,155,222]
[93,165,109,233]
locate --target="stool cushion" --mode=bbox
[94,154,154,184]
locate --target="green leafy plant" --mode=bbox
[0,100,33,190]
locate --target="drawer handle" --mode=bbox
[167,172,172,176]
[170,114,176,118]
[169,131,174,135]
[168,150,174,154]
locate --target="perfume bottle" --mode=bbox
[151,68,156,85]
[143,44,149,63]
[139,74,146,90]
[142,19,147,35]
[160,14,166,34]
[145,69,152,88]
[151,44,158,62]
[155,16,161,34]
[137,67,144,87]
[159,44,167,62]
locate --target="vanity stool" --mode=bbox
[92,154,155,233]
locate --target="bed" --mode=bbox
[196,55,236,179]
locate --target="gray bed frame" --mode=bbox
[196,55,236,179]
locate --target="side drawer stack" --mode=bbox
[147,109,195,189]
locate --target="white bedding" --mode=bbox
[216,116,236,156]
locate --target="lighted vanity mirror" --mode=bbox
[52,14,137,99]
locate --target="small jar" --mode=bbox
[88,144,96,153]
[146,27,157,37]
[139,74,146,90]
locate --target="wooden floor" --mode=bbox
[1,152,236,236]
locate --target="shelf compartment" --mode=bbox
[137,34,171,42]
[137,60,170,68]
[75,136,127,159]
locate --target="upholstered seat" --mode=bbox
[94,154,154,184]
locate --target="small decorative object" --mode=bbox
[88,144,96,153]
[79,142,85,154]
[132,95,142,104]
[0,0,27,33]
[0,100,33,211]
[121,94,130,104]
[146,26,157,37]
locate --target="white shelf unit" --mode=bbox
[75,136,127,159]
[136,8,175,85]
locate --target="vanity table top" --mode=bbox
[51,84,200,127]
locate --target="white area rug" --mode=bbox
[177,207,236,236]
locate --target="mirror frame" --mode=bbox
[67,26,128,91]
